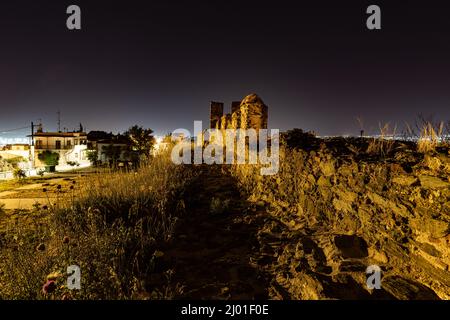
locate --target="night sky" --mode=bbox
[0,0,449,140]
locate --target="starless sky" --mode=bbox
[0,0,449,138]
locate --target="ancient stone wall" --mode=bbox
[239,94,268,131]
[231,141,450,299]
[231,101,241,114]
[210,102,224,129]
[210,94,268,131]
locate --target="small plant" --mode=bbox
[13,168,26,180]
[0,203,5,214]
[32,201,41,211]
[367,123,397,157]
[210,197,231,215]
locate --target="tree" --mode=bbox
[87,131,113,141]
[101,144,122,167]
[122,149,140,165]
[86,150,99,166]
[125,125,155,156]
[38,151,60,172]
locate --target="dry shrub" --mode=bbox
[417,121,444,153]
[282,128,318,150]
[0,148,196,299]
[367,123,397,157]
[404,114,448,151]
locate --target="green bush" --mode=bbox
[38,151,59,167]
[209,197,231,215]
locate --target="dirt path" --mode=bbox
[0,198,53,210]
[15,183,44,190]
[0,191,18,198]
[153,166,274,299]
[0,176,77,209]
[0,183,47,209]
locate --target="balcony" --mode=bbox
[34,145,74,150]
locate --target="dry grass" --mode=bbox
[0,148,196,300]
[366,123,397,157]
[404,115,448,152]
[417,121,444,153]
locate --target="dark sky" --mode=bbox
[0,0,449,139]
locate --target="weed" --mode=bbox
[0,148,196,299]
[367,123,397,157]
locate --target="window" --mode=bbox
[36,140,43,148]
[55,140,61,149]
[67,140,72,148]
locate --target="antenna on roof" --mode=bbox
[57,110,61,132]
[36,119,43,133]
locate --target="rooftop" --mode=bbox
[28,131,87,138]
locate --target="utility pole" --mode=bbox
[31,121,34,146]
[57,110,61,132]
[31,121,35,169]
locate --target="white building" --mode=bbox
[0,144,31,161]
[30,131,90,169]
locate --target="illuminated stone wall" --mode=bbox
[210,94,268,131]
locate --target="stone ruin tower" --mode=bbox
[209,93,268,131]
[210,101,224,129]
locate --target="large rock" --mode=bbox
[382,276,440,300]
[334,235,368,259]
[392,175,418,187]
[411,218,449,238]
[319,160,335,177]
[419,175,449,189]
[367,192,410,217]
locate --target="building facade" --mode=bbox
[30,131,90,169]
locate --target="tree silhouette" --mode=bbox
[125,125,155,156]
[101,144,122,167]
